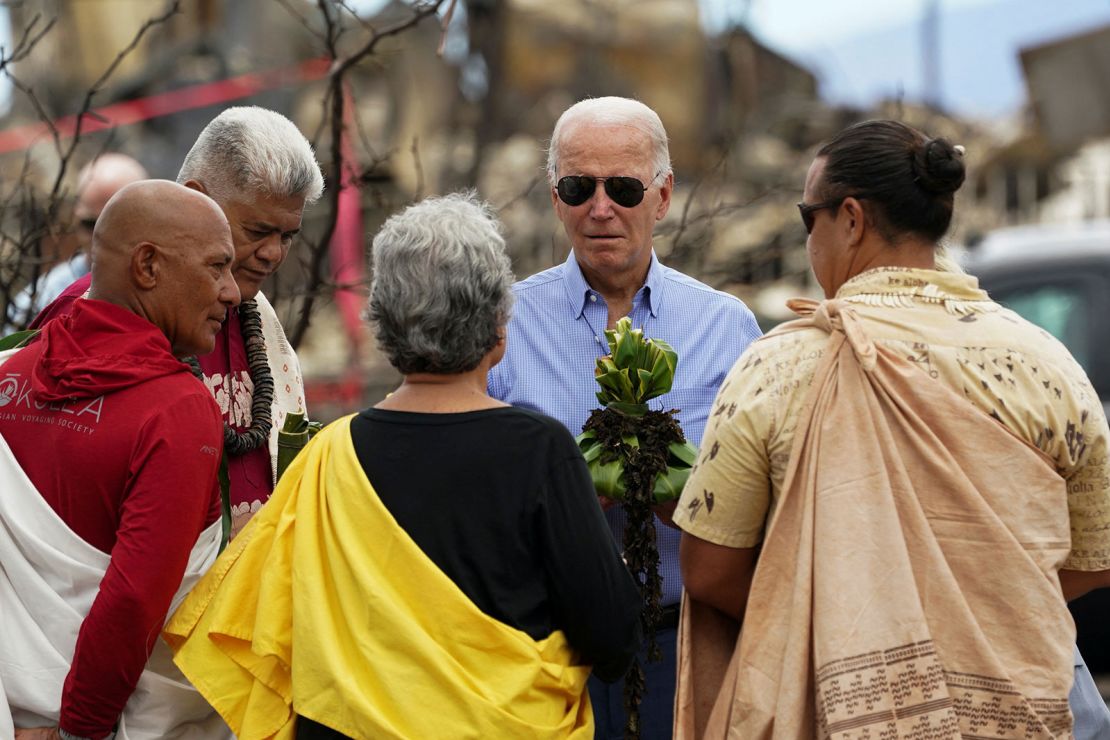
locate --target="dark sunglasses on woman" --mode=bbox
[555,172,662,208]
[796,197,847,234]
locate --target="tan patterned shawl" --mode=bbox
[676,299,1076,739]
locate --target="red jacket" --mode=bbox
[32,273,276,512]
[27,271,89,330]
[0,298,222,738]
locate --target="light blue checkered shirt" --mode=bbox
[488,251,762,605]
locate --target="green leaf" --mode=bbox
[603,318,629,357]
[588,456,627,499]
[589,316,681,405]
[606,401,649,416]
[581,316,695,504]
[653,339,678,376]
[612,368,636,401]
[613,332,637,369]
[595,368,624,392]
[668,440,699,467]
[218,453,232,551]
[643,352,666,399]
[642,343,677,400]
[0,329,39,351]
[652,464,692,503]
[597,356,619,375]
[577,434,603,462]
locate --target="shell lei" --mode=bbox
[185,299,275,456]
[842,288,1000,316]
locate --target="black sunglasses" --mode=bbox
[76,217,98,232]
[797,198,845,234]
[556,173,661,208]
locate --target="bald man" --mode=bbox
[4,154,147,333]
[74,154,150,233]
[0,181,238,740]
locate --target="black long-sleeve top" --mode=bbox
[348,405,643,681]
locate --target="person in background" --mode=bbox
[4,153,147,333]
[675,119,1110,739]
[30,107,325,538]
[165,192,642,739]
[0,180,239,740]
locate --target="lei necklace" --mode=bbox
[186,299,275,456]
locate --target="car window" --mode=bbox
[992,283,1090,372]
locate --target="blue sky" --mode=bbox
[703,0,993,40]
[727,0,1110,119]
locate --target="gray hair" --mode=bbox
[368,192,514,375]
[546,96,672,186]
[177,106,324,205]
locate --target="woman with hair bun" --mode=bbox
[674,120,1110,738]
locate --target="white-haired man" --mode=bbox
[5,153,148,332]
[33,107,324,537]
[488,96,763,739]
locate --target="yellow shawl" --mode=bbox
[676,300,1075,739]
[164,415,593,740]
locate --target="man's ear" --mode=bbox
[183,179,208,195]
[131,242,160,289]
[841,197,867,247]
[655,172,674,222]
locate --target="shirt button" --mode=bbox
[589,294,597,302]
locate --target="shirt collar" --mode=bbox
[836,266,988,302]
[560,250,664,320]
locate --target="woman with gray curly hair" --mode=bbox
[166,193,642,740]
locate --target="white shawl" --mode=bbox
[0,426,230,738]
[255,291,306,485]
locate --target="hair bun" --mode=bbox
[913,138,966,195]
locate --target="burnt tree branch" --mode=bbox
[0,4,178,331]
[287,0,446,348]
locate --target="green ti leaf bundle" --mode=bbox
[576,317,698,503]
[276,411,324,482]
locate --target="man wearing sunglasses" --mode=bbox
[4,153,148,333]
[488,96,762,739]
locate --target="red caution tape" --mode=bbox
[0,56,331,155]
